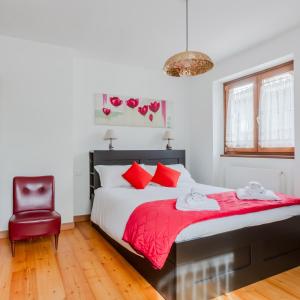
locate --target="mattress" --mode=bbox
[91,183,300,255]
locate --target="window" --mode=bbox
[224,61,294,157]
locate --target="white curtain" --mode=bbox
[226,83,254,148]
[259,72,294,148]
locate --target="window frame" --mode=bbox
[224,61,294,157]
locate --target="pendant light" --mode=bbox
[163,0,214,77]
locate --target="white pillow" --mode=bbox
[168,164,195,184]
[143,165,156,176]
[94,165,133,188]
[144,164,195,186]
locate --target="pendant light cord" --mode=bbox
[186,0,189,51]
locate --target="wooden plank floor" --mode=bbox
[0,221,299,300]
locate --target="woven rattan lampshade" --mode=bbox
[163,0,214,77]
[164,51,213,77]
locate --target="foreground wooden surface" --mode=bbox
[0,221,163,300]
[0,221,299,300]
[216,267,300,300]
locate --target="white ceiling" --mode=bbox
[0,0,299,69]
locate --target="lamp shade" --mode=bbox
[163,51,214,77]
[104,129,117,140]
[163,130,174,140]
[163,0,214,77]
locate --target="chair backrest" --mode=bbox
[13,176,55,213]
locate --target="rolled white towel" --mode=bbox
[248,181,265,193]
[236,181,280,200]
[176,190,220,211]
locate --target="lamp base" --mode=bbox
[109,140,114,151]
[166,144,172,150]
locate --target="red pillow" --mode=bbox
[122,162,152,189]
[151,163,181,187]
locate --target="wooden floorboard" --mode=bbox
[0,221,300,300]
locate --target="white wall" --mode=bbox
[73,56,192,215]
[0,36,74,230]
[189,27,300,195]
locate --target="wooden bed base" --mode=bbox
[89,150,300,299]
[92,217,300,300]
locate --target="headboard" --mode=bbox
[89,150,185,201]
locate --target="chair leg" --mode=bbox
[54,234,59,250]
[11,240,15,257]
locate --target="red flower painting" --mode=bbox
[126,98,139,109]
[96,93,169,128]
[149,101,160,113]
[110,96,123,107]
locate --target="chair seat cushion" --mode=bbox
[9,210,61,241]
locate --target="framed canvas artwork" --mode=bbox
[95,93,172,128]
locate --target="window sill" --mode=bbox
[221,154,294,159]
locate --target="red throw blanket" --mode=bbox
[122,191,300,269]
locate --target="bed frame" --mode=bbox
[89,150,300,300]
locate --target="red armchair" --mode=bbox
[9,176,61,256]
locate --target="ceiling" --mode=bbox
[0,0,299,69]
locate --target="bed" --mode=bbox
[89,150,300,300]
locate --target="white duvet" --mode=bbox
[91,183,300,255]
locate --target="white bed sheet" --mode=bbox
[91,183,300,255]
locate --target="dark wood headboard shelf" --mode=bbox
[89,150,185,201]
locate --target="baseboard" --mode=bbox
[74,214,90,223]
[0,222,75,239]
[61,222,75,230]
[0,230,8,239]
